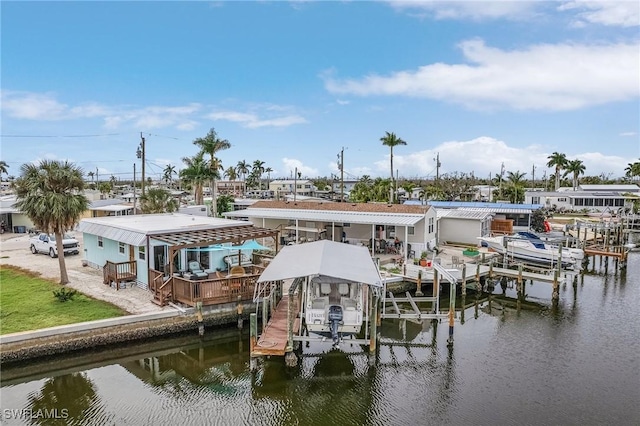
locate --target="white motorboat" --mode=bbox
[478,234,584,267]
[255,240,383,347]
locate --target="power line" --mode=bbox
[1,133,124,138]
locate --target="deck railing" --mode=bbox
[103,260,137,290]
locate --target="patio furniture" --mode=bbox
[188,261,208,280]
[229,266,246,276]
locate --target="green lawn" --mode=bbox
[0,266,127,335]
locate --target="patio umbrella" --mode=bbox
[232,240,273,251]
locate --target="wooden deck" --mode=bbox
[252,295,300,357]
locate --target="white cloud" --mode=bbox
[336,99,350,105]
[324,39,640,111]
[619,131,637,137]
[208,108,307,128]
[370,136,628,179]
[387,0,540,21]
[281,157,318,178]
[1,91,203,130]
[559,1,640,27]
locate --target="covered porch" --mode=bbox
[148,224,279,307]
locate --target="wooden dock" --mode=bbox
[251,295,300,357]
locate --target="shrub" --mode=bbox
[53,287,77,302]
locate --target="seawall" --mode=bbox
[0,302,257,364]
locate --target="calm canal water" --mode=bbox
[1,251,639,426]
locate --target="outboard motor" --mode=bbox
[327,305,343,346]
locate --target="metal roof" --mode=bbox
[416,201,542,210]
[437,209,494,220]
[257,240,382,287]
[78,213,277,248]
[462,207,533,214]
[224,207,425,226]
[89,204,133,212]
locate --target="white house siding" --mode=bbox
[438,219,482,246]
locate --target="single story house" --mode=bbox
[223,200,438,263]
[0,195,35,233]
[77,213,279,289]
[525,184,638,213]
[437,209,493,246]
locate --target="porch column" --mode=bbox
[371,223,375,257]
[404,226,409,264]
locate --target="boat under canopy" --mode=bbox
[256,239,383,288]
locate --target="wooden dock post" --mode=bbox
[461,264,467,296]
[262,295,269,333]
[369,293,378,354]
[433,269,439,313]
[475,263,481,292]
[552,269,560,301]
[447,274,456,347]
[249,313,258,371]
[237,295,244,330]
[416,270,423,297]
[196,301,204,336]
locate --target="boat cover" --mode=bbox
[257,239,383,287]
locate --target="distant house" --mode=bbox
[84,199,135,218]
[223,200,437,262]
[524,184,638,213]
[0,195,35,233]
[77,213,278,289]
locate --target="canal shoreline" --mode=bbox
[0,302,257,365]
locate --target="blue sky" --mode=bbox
[2,1,639,184]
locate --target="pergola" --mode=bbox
[150,224,280,277]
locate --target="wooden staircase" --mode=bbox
[149,270,172,306]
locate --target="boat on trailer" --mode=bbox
[255,240,383,348]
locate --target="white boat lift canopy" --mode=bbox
[257,240,383,287]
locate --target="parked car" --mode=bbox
[29,232,80,258]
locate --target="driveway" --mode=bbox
[0,232,167,314]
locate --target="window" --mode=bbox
[408,226,415,235]
[557,198,567,202]
[118,242,126,255]
[98,236,103,248]
[531,196,540,204]
[343,223,351,227]
[428,218,434,234]
[139,246,146,260]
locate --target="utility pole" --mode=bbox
[435,152,441,181]
[96,167,99,184]
[488,172,492,202]
[140,133,146,197]
[338,147,345,202]
[133,163,137,215]
[293,167,298,202]
[532,164,536,190]
[499,162,505,200]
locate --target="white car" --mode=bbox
[30,233,80,258]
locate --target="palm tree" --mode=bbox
[29,373,102,424]
[0,160,9,181]
[380,131,407,203]
[180,153,211,205]
[564,159,586,190]
[546,152,568,191]
[13,160,89,284]
[252,160,265,190]
[224,166,237,181]
[193,128,231,217]
[163,164,176,187]
[624,160,640,181]
[264,167,273,191]
[139,187,179,213]
[506,170,527,203]
[236,160,250,182]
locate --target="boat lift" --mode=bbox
[381,262,458,345]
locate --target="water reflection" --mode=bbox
[27,372,103,426]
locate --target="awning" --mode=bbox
[284,226,325,233]
[257,240,382,287]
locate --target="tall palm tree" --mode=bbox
[162,164,176,187]
[13,160,89,284]
[380,131,407,203]
[139,187,179,213]
[264,167,273,191]
[193,128,231,217]
[236,160,250,182]
[564,159,586,190]
[252,160,265,189]
[87,171,94,183]
[546,152,568,191]
[180,153,211,205]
